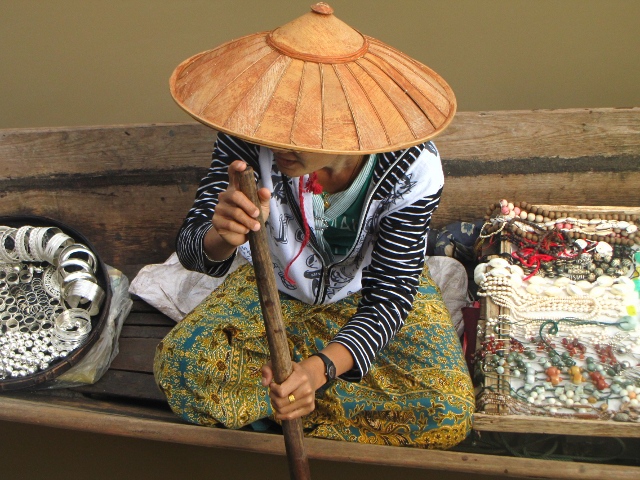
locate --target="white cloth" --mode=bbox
[129,252,248,321]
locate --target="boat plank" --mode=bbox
[72,370,166,403]
[474,413,640,438]
[120,325,173,339]
[0,395,637,480]
[109,338,158,373]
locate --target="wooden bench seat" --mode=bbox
[0,107,639,478]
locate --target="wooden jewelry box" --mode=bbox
[475,202,640,430]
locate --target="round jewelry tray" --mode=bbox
[0,215,111,390]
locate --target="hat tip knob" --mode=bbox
[311,2,334,15]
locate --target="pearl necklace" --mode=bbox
[476,259,637,323]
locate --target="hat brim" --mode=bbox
[170,29,456,154]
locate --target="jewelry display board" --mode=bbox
[0,215,111,390]
[474,202,640,422]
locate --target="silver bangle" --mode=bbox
[54,308,91,336]
[57,258,94,285]
[60,270,95,289]
[62,279,105,316]
[43,233,74,265]
[0,228,19,264]
[58,244,97,272]
[203,248,236,264]
[14,226,37,262]
[31,227,62,261]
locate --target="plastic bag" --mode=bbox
[46,265,132,388]
[129,252,247,322]
[425,256,472,335]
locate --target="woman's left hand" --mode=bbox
[261,360,323,421]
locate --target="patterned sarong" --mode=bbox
[154,263,474,449]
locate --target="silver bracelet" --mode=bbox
[15,226,37,262]
[58,244,97,272]
[62,278,105,316]
[203,248,236,264]
[57,258,94,285]
[43,233,74,265]
[0,228,20,264]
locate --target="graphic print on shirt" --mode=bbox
[350,225,375,273]
[325,266,357,300]
[425,141,438,156]
[302,254,323,299]
[269,213,294,245]
[381,172,416,209]
[270,173,286,205]
[275,262,297,290]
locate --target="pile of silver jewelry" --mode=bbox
[0,225,105,380]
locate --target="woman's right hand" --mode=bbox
[208,160,271,254]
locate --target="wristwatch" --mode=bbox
[312,352,337,384]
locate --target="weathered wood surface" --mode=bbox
[0,108,638,271]
[0,394,638,480]
[474,413,640,438]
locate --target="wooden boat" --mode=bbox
[0,107,638,478]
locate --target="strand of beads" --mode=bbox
[478,313,640,418]
[475,259,636,323]
[483,200,640,247]
[479,202,636,289]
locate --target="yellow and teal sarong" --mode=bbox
[153,263,474,449]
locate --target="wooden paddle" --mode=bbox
[236,167,312,480]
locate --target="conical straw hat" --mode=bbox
[170,3,456,154]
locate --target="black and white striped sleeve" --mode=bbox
[331,165,443,381]
[175,133,260,276]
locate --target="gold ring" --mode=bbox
[288,393,296,404]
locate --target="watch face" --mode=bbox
[327,363,337,380]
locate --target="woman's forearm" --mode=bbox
[203,225,237,262]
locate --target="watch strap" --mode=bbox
[311,352,336,382]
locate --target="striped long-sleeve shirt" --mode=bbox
[176,133,444,381]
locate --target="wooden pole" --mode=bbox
[236,167,312,480]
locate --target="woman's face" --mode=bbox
[270,147,360,178]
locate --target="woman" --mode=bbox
[154,3,474,449]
